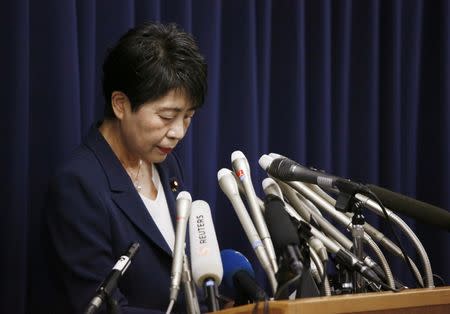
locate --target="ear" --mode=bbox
[111,91,130,120]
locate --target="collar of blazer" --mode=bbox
[83,124,178,257]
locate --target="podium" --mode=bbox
[215,286,450,314]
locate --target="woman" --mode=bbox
[45,22,207,313]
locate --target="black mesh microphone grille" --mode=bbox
[269,158,292,178]
[263,195,300,253]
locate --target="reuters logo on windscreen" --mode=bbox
[197,246,210,256]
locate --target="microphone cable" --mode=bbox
[360,187,424,288]
[274,273,302,300]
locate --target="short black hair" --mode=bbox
[102,22,207,118]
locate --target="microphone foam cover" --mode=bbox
[262,178,283,199]
[367,184,450,232]
[231,150,245,162]
[258,154,272,171]
[221,249,255,289]
[217,168,240,196]
[189,200,223,287]
[176,191,192,218]
[268,152,285,159]
[177,191,192,202]
[264,195,300,253]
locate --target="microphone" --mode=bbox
[262,178,303,222]
[366,184,450,232]
[170,192,192,300]
[288,215,385,288]
[217,168,278,293]
[189,200,223,312]
[231,151,278,274]
[221,249,268,305]
[264,195,322,299]
[262,179,328,263]
[263,154,450,231]
[168,191,192,312]
[263,195,303,275]
[259,155,365,195]
[263,177,326,265]
[85,242,140,314]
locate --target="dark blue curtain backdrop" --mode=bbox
[1,0,449,313]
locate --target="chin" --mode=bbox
[152,154,168,164]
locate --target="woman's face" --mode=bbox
[119,89,195,164]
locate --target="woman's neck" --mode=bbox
[99,119,140,169]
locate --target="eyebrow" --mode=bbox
[158,106,196,112]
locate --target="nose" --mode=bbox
[167,118,186,140]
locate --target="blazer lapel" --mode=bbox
[84,125,173,257]
[157,161,192,256]
[156,162,177,228]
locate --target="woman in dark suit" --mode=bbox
[45,22,207,313]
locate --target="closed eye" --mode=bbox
[160,115,176,121]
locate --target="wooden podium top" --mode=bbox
[215,286,450,314]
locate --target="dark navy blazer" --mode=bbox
[45,126,188,314]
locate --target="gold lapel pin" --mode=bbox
[170,178,179,192]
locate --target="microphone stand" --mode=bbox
[204,279,220,312]
[181,254,201,314]
[350,202,366,293]
[335,190,374,293]
[85,293,121,314]
[106,297,121,314]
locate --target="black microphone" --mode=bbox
[84,242,140,314]
[264,195,322,299]
[259,155,365,195]
[263,195,303,276]
[221,249,268,305]
[367,184,450,232]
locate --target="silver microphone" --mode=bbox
[217,168,278,294]
[168,191,192,313]
[231,151,278,274]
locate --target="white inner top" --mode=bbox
[139,163,175,252]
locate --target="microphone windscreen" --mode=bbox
[263,195,300,253]
[258,154,272,171]
[221,249,255,289]
[189,200,223,287]
[367,184,450,232]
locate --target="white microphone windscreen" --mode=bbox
[262,178,283,199]
[268,152,285,159]
[231,150,246,162]
[217,168,239,196]
[258,154,273,171]
[189,200,223,288]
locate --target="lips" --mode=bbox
[158,146,173,154]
